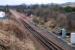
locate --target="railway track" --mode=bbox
[10,9,72,50]
[21,19,63,50]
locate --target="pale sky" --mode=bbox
[0,0,75,5]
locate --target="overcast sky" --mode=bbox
[0,0,75,5]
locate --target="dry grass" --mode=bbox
[0,19,36,50]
